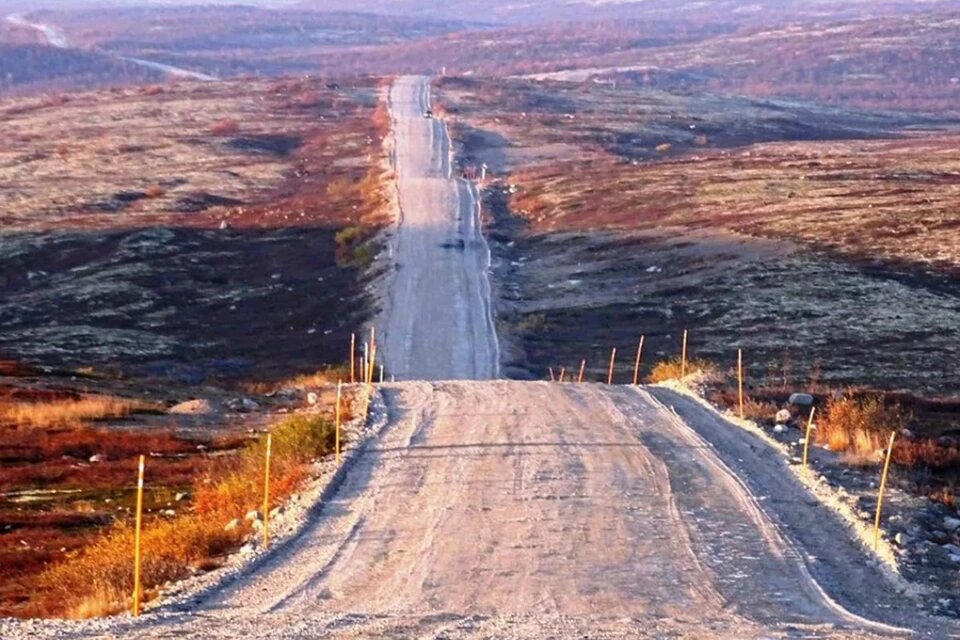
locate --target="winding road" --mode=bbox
[6,76,956,639]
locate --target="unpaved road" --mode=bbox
[379,76,499,380]
[22,381,951,639]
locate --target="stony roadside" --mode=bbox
[671,376,960,619]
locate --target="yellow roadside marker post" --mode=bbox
[578,359,586,383]
[607,348,617,385]
[874,431,898,550]
[132,455,145,617]
[335,380,342,466]
[633,336,645,386]
[681,329,688,379]
[349,333,356,384]
[263,434,272,549]
[558,368,566,383]
[737,349,745,420]
[801,407,816,468]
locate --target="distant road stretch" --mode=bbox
[378,75,499,381]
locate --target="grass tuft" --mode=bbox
[814,394,908,463]
[648,357,717,383]
[0,396,155,429]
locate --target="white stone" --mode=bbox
[245,509,262,522]
[224,518,240,532]
[775,409,791,424]
[169,399,215,415]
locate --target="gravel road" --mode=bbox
[21,381,953,639]
[379,75,499,380]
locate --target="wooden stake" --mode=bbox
[802,407,816,468]
[681,329,688,379]
[263,433,272,549]
[349,333,356,384]
[558,368,566,383]
[737,349,745,420]
[548,367,555,382]
[335,381,342,466]
[874,431,897,551]
[607,348,617,385]
[633,336,645,386]
[578,359,586,383]
[379,364,384,384]
[132,455,145,617]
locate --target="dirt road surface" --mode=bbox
[379,76,499,381]
[21,381,953,639]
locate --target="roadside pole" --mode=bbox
[578,359,586,383]
[335,381,342,466]
[132,455,145,617]
[633,336,645,386]
[349,333,356,384]
[874,431,897,550]
[607,348,617,385]
[558,368,566,383]
[737,349,744,420]
[801,407,816,468]
[681,329,688,379]
[263,434,272,549]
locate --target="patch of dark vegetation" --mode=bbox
[173,192,244,213]
[227,134,302,156]
[0,226,370,384]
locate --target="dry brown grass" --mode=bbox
[648,357,718,383]
[814,394,908,463]
[31,412,338,618]
[0,396,155,428]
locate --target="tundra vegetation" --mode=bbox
[0,75,389,617]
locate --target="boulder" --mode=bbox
[775,409,792,424]
[788,393,814,407]
[169,399,215,415]
[944,517,960,532]
[244,509,262,523]
[306,392,319,406]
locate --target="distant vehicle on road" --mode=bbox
[424,109,434,118]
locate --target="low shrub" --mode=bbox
[814,394,909,462]
[208,119,240,136]
[648,357,717,383]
